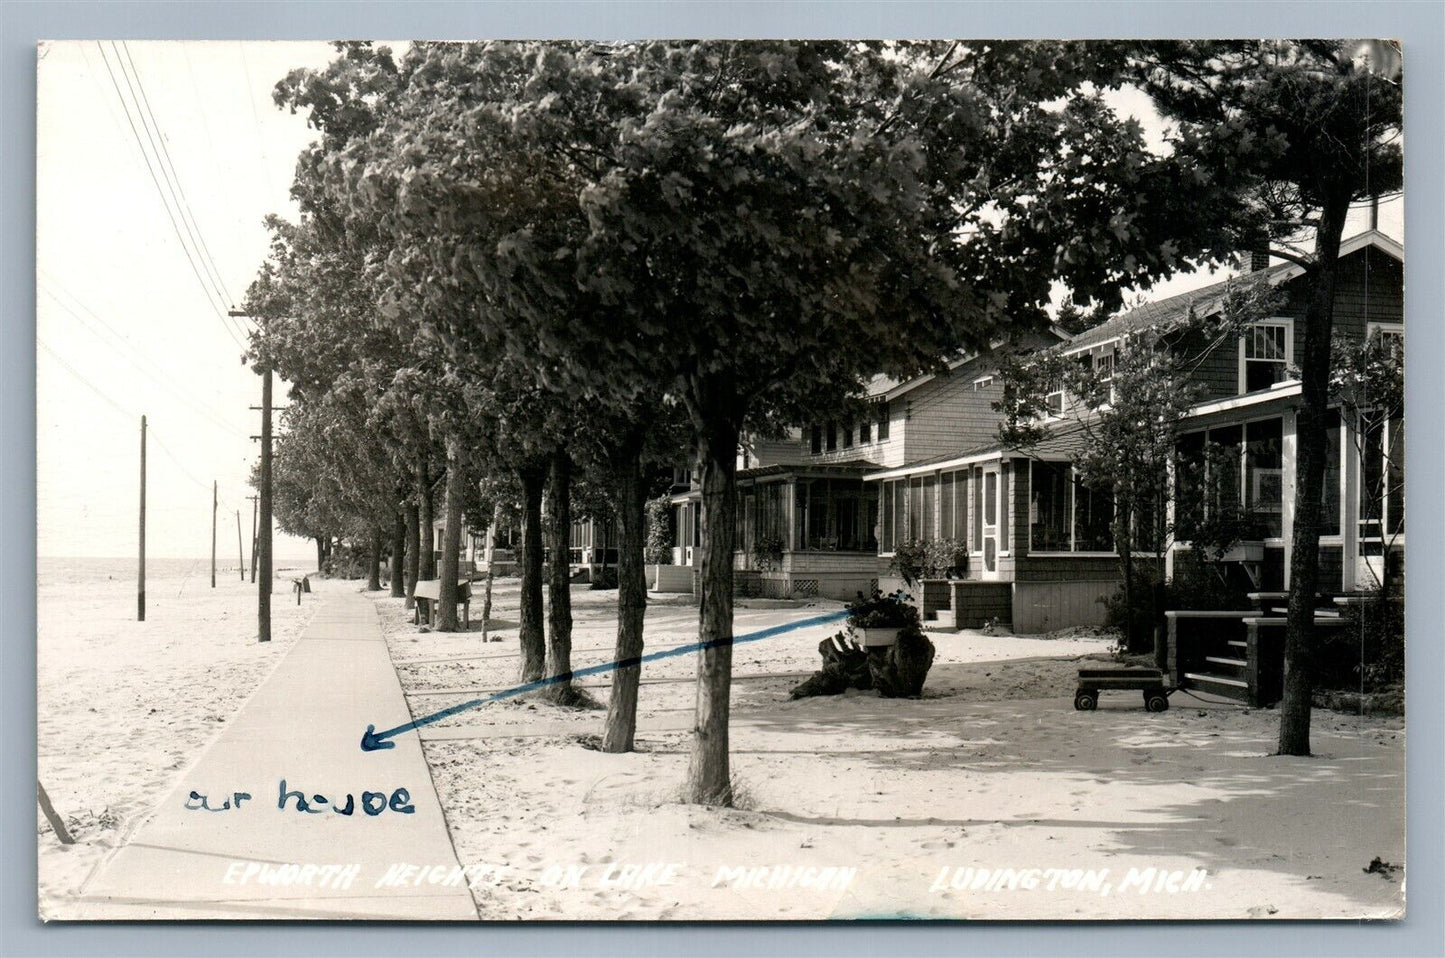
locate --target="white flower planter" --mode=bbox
[857,627,900,648]
[1218,541,1265,563]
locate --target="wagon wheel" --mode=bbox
[1144,690,1169,713]
[1074,690,1097,711]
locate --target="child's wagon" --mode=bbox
[1074,668,1173,712]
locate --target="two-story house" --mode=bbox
[864,230,1404,633]
[664,330,1067,599]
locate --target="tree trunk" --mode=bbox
[481,571,495,640]
[604,436,648,752]
[481,501,501,640]
[315,536,325,574]
[686,408,741,806]
[544,451,576,700]
[419,457,436,581]
[517,461,548,683]
[404,500,420,609]
[389,508,407,598]
[437,438,464,632]
[366,525,382,592]
[1279,191,1352,757]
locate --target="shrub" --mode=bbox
[846,588,919,631]
[589,567,619,590]
[1314,589,1404,692]
[889,538,967,588]
[644,496,674,565]
[751,534,784,572]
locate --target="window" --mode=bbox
[859,419,871,443]
[907,476,923,541]
[1095,350,1115,381]
[1368,322,1404,354]
[1030,462,1071,551]
[843,424,853,449]
[1030,460,1115,553]
[891,477,906,551]
[1244,418,1283,537]
[810,426,821,455]
[880,482,895,553]
[972,467,983,550]
[1044,380,1066,417]
[998,464,1010,551]
[1240,320,1292,393]
[972,375,995,391]
[1323,410,1341,537]
[877,401,891,440]
[826,422,837,452]
[1360,412,1405,543]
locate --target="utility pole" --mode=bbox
[258,368,273,643]
[249,495,259,583]
[232,307,273,643]
[211,479,218,588]
[138,414,146,622]
[236,509,244,580]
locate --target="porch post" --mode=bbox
[1341,410,1361,591]
[1281,409,1297,590]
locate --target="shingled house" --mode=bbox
[864,230,1404,633]
[665,332,1067,599]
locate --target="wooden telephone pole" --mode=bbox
[211,479,218,588]
[258,368,273,643]
[248,495,259,583]
[232,308,273,643]
[138,414,146,621]
[236,509,244,580]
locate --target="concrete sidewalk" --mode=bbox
[78,593,478,920]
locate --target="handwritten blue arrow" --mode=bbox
[361,608,850,751]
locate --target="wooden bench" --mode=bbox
[413,579,472,628]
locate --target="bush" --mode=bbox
[589,567,619,590]
[888,538,967,588]
[644,496,674,565]
[751,534,784,572]
[1314,590,1404,692]
[1165,558,1251,611]
[845,588,919,631]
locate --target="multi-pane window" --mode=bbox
[858,419,871,443]
[1029,460,1115,553]
[1244,418,1284,537]
[1241,321,1291,393]
[877,401,891,440]
[1174,417,1291,540]
[843,424,853,449]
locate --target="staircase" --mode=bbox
[1167,594,1348,706]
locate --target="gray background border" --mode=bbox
[3,2,1440,956]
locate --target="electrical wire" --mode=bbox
[94,42,246,350]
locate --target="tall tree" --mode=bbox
[1129,39,1403,756]
[348,40,1277,804]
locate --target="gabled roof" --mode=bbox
[1066,230,1404,353]
[864,327,1072,401]
[864,422,1091,481]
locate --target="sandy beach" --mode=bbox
[36,559,319,913]
[379,579,1406,921]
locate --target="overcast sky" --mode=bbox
[35,41,1404,560]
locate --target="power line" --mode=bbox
[37,280,249,440]
[94,42,246,350]
[118,41,249,337]
[39,337,250,508]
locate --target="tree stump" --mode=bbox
[789,632,873,698]
[865,625,936,698]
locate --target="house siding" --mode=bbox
[1174,246,1404,402]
